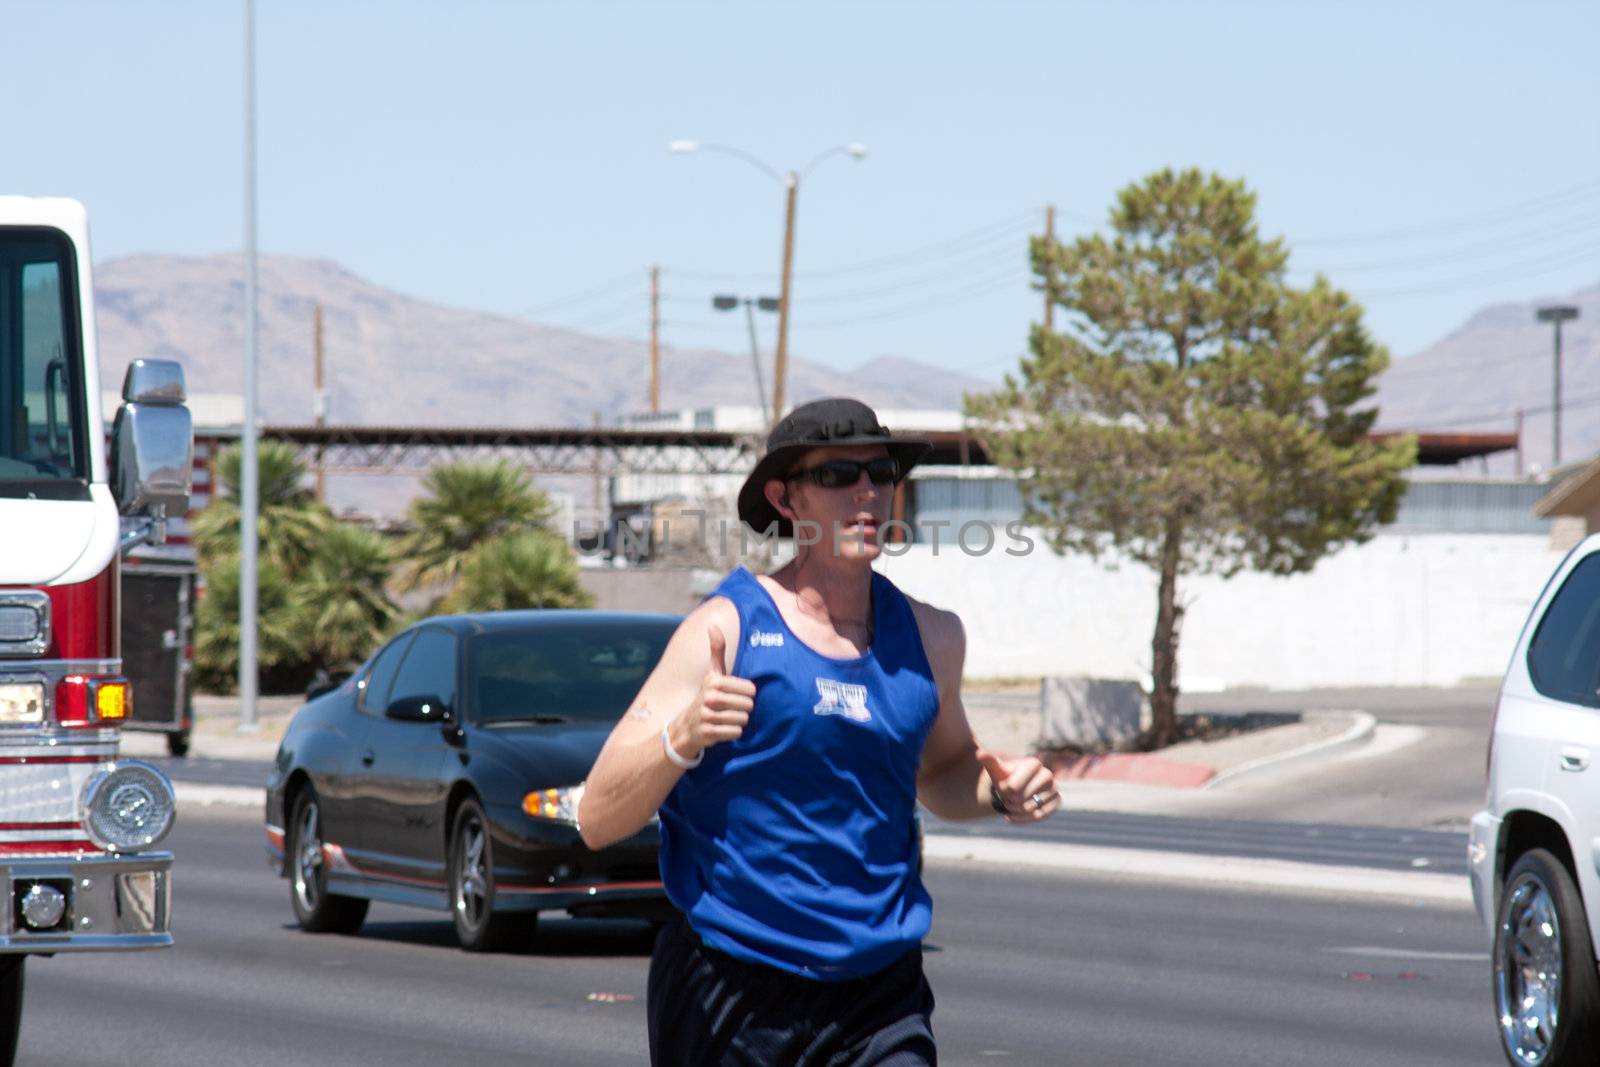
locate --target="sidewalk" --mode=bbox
[118,693,297,762]
[962,688,1373,791]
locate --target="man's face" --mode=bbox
[769,444,897,561]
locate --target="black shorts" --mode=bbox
[647,919,937,1067]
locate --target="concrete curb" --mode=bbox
[921,833,1470,906]
[1202,710,1377,790]
[179,782,1467,906]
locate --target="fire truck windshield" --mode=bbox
[0,229,89,500]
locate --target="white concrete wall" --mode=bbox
[873,532,1568,689]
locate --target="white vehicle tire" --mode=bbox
[1494,848,1600,1066]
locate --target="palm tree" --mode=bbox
[295,522,399,669]
[395,460,557,592]
[440,531,592,614]
[193,558,305,693]
[192,440,331,577]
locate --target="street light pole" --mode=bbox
[743,299,767,422]
[239,0,260,732]
[713,294,779,422]
[772,175,798,422]
[1537,304,1580,467]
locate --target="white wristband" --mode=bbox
[661,724,704,770]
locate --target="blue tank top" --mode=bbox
[658,566,940,980]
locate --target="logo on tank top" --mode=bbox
[813,678,872,723]
[748,630,785,648]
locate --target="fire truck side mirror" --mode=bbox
[111,359,194,518]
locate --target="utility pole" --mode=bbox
[649,266,661,414]
[668,140,865,425]
[1043,204,1055,331]
[591,410,602,533]
[1537,304,1580,467]
[1515,408,1524,477]
[312,303,326,504]
[772,175,799,424]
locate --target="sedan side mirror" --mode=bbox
[386,694,448,722]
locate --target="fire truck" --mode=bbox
[0,197,190,1061]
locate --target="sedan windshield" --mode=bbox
[0,229,88,498]
[470,620,677,725]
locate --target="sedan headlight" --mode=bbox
[523,784,584,825]
[79,761,176,852]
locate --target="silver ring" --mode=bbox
[1030,792,1050,808]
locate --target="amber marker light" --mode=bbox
[95,681,130,721]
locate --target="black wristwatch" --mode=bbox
[989,782,1008,815]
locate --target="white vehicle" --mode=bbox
[0,197,191,1063]
[1473,533,1600,1066]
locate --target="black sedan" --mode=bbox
[264,610,681,951]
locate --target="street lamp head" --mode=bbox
[1537,304,1580,323]
[711,295,739,311]
[756,297,780,313]
[844,143,868,160]
[668,140,700,154]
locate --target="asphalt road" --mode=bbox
[926,810,1469,875]
[16,809,1501,1066]
[1182,684,1498,831]
[145,754,1471,876]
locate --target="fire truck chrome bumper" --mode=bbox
[0,851,172,952]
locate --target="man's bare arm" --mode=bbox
[577,597,750,849]
[913,600,1061,822]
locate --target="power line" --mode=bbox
[1397,388,1600,433]
[1294,208,1600,276]
[517,268,643,317]
[1293,177,1600,248]
[1359,237,1600,299]
[1379,347,1549,384]
[666,208,1041,284]
[798,265,1032,331]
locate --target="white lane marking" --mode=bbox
[921,835,1473,906]
[1325,946,1488,962]
[1330,723,1426,763]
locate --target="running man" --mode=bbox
[580,397,1060,1066]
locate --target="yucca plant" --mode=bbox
[295,521,399,669]
[191,440,332,578]
[395,460,558,592]
[440,531,592,614]
[193,558,305,693]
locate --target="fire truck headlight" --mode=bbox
[0,683,44,724]
[79,761,176,852]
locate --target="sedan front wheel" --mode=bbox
[1494,848,1600,1065]
[450,798,536,953]
[288,789,369,935]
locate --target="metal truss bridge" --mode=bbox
[258,424,1513,476]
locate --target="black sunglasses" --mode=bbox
[787,457,902,489]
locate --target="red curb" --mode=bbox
[1039,751,1216,789]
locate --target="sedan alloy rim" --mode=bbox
[455,816,489,932]
[1496,873,1563,1065]
[294,800,324,912]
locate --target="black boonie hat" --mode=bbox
[737,397,931,537]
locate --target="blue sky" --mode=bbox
[7,0,1599,384]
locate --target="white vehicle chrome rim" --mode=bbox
[1497,873,1562,1065]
